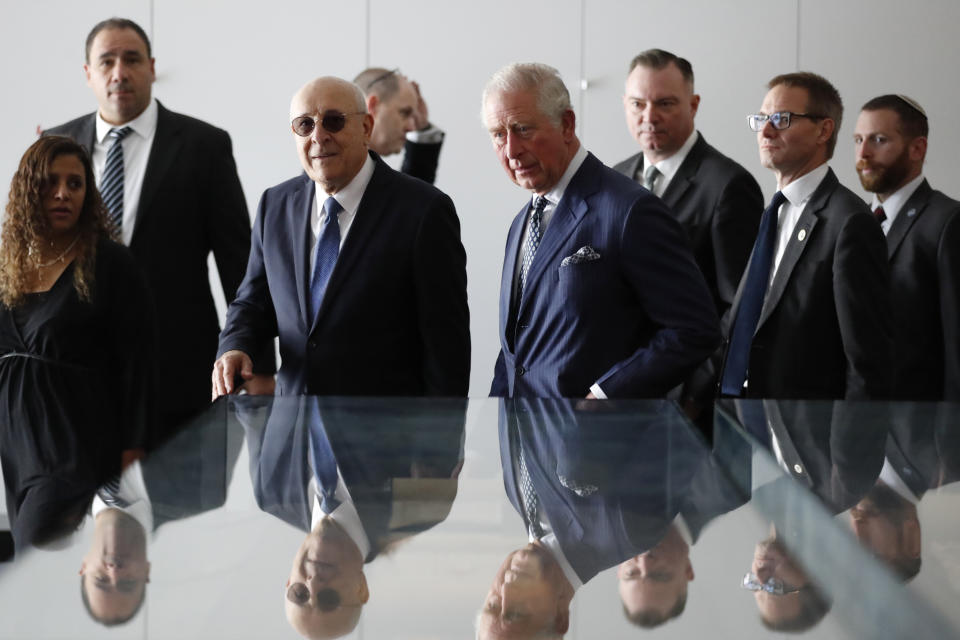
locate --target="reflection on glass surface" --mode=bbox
[238,395,465,639]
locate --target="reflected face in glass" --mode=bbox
[285,518,369,639]
[618,525,693,623]
[43,154,86,237]
[79,510,150,624]
[622,62,699,163]
[84,27,155,125]
[369,76,418,156]
[849,487,921,577]
[291,78,374,195]
[483,88,576,195]
[854,108,917,196]
[478,544,571,639]
[750,537,809,622]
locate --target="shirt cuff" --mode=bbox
[407,125,444,144]
[589,383,607,399]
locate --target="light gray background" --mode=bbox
[3,0,959,397]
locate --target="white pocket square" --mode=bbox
[561,246,601,267]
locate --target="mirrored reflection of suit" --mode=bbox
[45,102,265,433]
[719,169,894,400]
[613,133,764,317]
[243,396,465,562]
[884,180,960,400]
[218,152,470,397]
[498,398,710,583]
[492,152,721,398]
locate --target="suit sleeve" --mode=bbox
[217,189,279,363]
[412,192,471,395]
[711,169,763,315]
[834,211,894,399]
[204,130,277,374]
[939,209,960,400]
[596,198,722,397]
[400,138,443,185]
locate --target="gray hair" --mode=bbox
[481,63,572,126]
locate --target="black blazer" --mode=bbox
[400,137,443,185]
[614,133,764,317]
[722,168,894,399]
[45,102,260,426]
[218,152,470,397]
[885,180,960,400]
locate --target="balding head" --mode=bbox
[290,77,373,194]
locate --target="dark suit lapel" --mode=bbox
[660,134,706,208]
[133,102,183,245]
[291,175,314,330]
[886,180,931,259]
[516,155,596,317]
[501,205,527,351]
[756,171,832,329]
[74,115,97,156]
[310,154,390,334]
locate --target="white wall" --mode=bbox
[2,0,959,396]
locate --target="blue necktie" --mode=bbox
[309,197,342,322]
[720,191,787,396]
[307,399,341,514]
[100,126,133,232]
[518,196,547,304]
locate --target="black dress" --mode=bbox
[0,237,157,549]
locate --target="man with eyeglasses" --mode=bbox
[854,95,960,401]
[212,76,470,398]
[716,72,893,400]
[45,18,271,441]
[354,68,445,184]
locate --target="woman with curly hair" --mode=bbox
[0,137,157,533]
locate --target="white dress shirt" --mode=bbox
[91,461,154,535]
[309,468,372,561]
[309,154,375,275]
[92,99,158,246]
[640,130,699,198]
[870,173,924,236]
[770,163,831,286]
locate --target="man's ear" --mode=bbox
[366,93,379,116]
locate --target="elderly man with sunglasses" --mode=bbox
[212,76,470,398]
[714,72,892,400]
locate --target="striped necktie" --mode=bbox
[100,126,133,232]
[309,197,342,322]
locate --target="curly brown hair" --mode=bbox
[0,136,116,307]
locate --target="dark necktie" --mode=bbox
[518,196,547,304]
[642,164,661,192]
[720,191,787,396]
[100,126,133,231]
[307,399,341,515]
[512,423,544,538]
[874,206,887,224]
[309,197,342,322]
[98,476,129,509]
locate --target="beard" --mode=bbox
[856,146,912,195]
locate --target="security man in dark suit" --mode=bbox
[614,49,763,320]
[853,94,960,400]
[44,18,273,437]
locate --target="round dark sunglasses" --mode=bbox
[291,111,365,137]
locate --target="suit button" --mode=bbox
[516,366,525,376]
[308,341,317,349]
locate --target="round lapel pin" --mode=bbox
[797,228,807,241]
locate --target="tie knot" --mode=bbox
[769,190,787,211]
[642,164,661,190]
[532,196,548,216]
[874,206,887,223]
[109,126,132,142]
[323,196,343,218]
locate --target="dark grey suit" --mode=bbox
[884,180,960,400]
[614,133,764,316]
[720,168,894,399]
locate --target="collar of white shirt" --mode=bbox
[540,143,589,210]
[870,173,925,234]
[780,162,830,207]
[91,461,154,535]
[644,129,699,195]
[310,482,372,561]
[95,97,158,143]
[312,152,376,239]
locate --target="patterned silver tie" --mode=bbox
[516,433,544,538]
[642,164,661,192]
[518,196,547,300]
[100,126,133,231]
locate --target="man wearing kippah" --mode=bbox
[854,95,960,400]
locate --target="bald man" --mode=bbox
[213,77,470,398]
